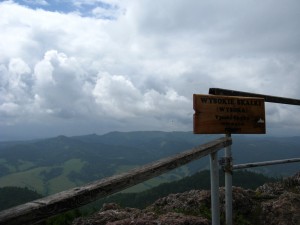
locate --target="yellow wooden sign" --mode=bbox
[193,94,266,134]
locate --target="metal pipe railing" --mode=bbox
[233,158,300,170]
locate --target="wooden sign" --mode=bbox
[193,94,266,134]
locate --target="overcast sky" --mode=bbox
[1,0,300,140]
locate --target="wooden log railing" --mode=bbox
[0,137,232,225]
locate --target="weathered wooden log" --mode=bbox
[209,88,300,105]
[233,158,300,170]
[0,137,232,225]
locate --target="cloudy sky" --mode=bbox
[0,0,300,140]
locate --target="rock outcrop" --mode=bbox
[72,172,300,225]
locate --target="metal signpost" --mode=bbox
[193,94,266,134]
[205,87,300,225]
[224,133,232,225]
[193,93,266,225]
[210,151,220,225]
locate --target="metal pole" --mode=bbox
[225,134,232,225]
[233,157,300,170]
[210,151,220,225]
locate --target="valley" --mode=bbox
[0,131,299,196]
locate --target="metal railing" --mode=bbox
[210,87,300,225]
[233,158,300,170]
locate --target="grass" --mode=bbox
[0,158,86,195]
[0,166,47,194]
[17,160,35,171]
[115,165,139,174]
[0,159,190,195]
[48,159,85,194]
[120,166,190,193]
[123,176,168,193]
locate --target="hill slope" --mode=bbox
[0,187,42,211]
[0,131,299,195]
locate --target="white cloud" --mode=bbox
[91,6,120,19]
[31,50,94,119]
[92,72,141,117]
[23,0,48,6]
[34,54,55,86]
[71,0,124,19]
[0,102,20,117]
[9,58,31,76]
[92,72,189,119]
[0,0,300,139]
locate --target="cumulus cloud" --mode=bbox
[23,0,48,6]
[0,0,300,139]
[92,72,189,119]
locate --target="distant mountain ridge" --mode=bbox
[0,131,299,196]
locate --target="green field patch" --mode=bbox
[0,167,48,194]
[0,159,86,195]
[115,165,139,174]
[17,160,35,171]
[47,175,77,194]
[40,167,64,181]
[0,159,33,174]
[63,158,86,174]
[0,159,17,173]
[122,166,191,193]
[124,177,166,193]
[48,159,86,194]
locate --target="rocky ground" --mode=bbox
[72,172,300,225]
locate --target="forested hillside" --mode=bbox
[0,187,42,211]
[73,172,300,225]
[0,131,299,197]
[0,170,278,225]
[94,170,277,209]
